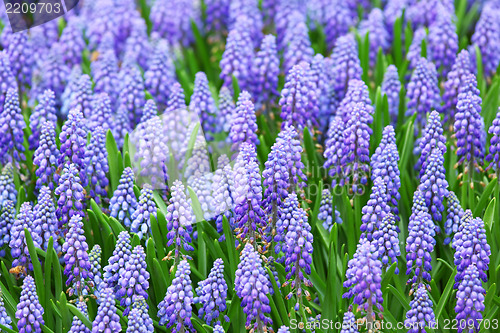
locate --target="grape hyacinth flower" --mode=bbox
[452,213,490,284]
[130,185,157,239]
[28,89,57,150]
[109,168,138,228]
[144,40,176,107]
[58,107,88,186]
[0,88,26,166]
[68,300,90,333]
[406,58,441,137]
[129,296,154,333]
[279,62,318,130]
[61,66,83,115]
[416,111,447,176]
[166,180,195,261]
[0,289,12,329]
[213,325,225,333]
[340,311,359,333]
[126,307,145,333]
[381,65,401,125]
[442,50,471,125]
[62,215,91,296]
[407,28,428,72]
[0,200,14,254]
[140,100,158,124]
[283,202,313,311]
[216,87,235,133]
[85,126,109,204]
[318,189,343,232]
[112,105,132,149]
[330,34,363,100]
[212,155,236,239]
[310,54,335,135]
[359,8,390,66]
[89,244,103,294]
[427,10,458,76]
[88,93,113,131]
[343,238,384,321]
[55,163,85,228]
[444,191,464,245]
[419,148,449,224]
[323,1,356,52]
[406,209,436,284]
[0,51,15,115]
[16,276,44,333]
[323,117,345,189]
[33,121,60,191]
[204,0,229,33]
[337,79,373,122]
[487,108,500,174]
[33,186,58,251]
[283,20,314,73]
[404,284,436,333]
[274,192,301,257]
[251,35,279,108]
[360,177,391,240]
[92,288,122,333]
[235,243,273,330]
[157,260,194,332]
[228,0,263,45]
[65,74,93,119]
[122,18,152,70]
[0,164,17,208]
[233,143,266,243]
[190,72,217,139]
[103,231,132,291]
[59,19,85,68]
[195,258,228,325]
[471,5,500,78]
[229,91,259,151]
[117,245,150,315]
[455,73,485,169]
[10,203,42,273]
[118,64,146,126]
[372,213,401,273]
[4,31,33,89]
[91,50,120,106]
[454,264,486,333]
[219,29,252,90]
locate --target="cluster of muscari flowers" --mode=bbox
[442,49,471,125]
[229,91,259,151]
[195,258,228,325]
[427,9,458,76]
[454,264,486,333]
[0,200,14,255]
[0,88,26,166]
[28,89,57,150]
[274,192,301,256]
[91,50,119,106]
[109,168,138,228]
[88,93,113,131]
[68,300,90,333]
[372,213,400,273]
[33,186,58,251]
[89,244,103,296]
[404,284,436,333]
[128,296,154,333]
[419,148,449,224]
[381,65,401,125]
[16,276,45,333]
[0,163,17,207]
[0,289,12,329]
[92,287,122,332]
[55,163,85,228]
[130,185,157,239]
[471,3,500,79]
[10,202,41,273]
[103,231,132,292]
[317,189,342,232]
[359,8,389,66]
[33,121,59,191]
[85,126,110,204]
[360,177,390,241]
[330,34,362,100]
[416,110,447,175]
[190,72,218,139]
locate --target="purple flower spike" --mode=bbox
[55,163,85,229]
[84,126,109,204]
[88,93,113,132]
[406,208,435,284]
[340,311,359,333]
[452,212,490,285]
[233,143,266,243]
[123,18,151,70]
[372,213,401,273]
[33,121,60,191]
[0,200,15,254]
[91,50,120,106]
[330,34,362,100]
[343,238,384,319]
[16,276,44,333]
[204,0,229,33]
[318,189,343,232]
[29,90,57,150]
[0,88,26,166]
[0,164,17,208]
[219,28,253,90]
[130,185,157,239]
[444,191,464,245]
[274,192,300,257]
[103,231,132,292]
[130,296,154,333]
[338,79,373,123]
[405,284,436,333]
[144,40,176,107]
[228,0,263,45]
[58,107,88,186]
[0,288,12,329]
[117,245,150,315]
[92,288,122,333]
[190,72,217,139]
[486,108,500,172]
[68,300,90,333]
[89,244,103,295]
[112,105,132,149]
[140,100,158,124]
[416,111,447,176]
[381,65,401,125]
[359,8,390,66]
[4,31,33,89]
[443,50,471,125]
[229,91,259,151]
[216,87,235,133]
[454,264,486,333]
[213,324,225,333]
[63,215,91,296]
[406,58,441,137]
[455,73,485,168]
[251,35,279,108]
[33,186,58,251]
[279,62,318,131]
[360,177,391,240]
[118,65,146,126]
[471,5,500,78]
[195,258,228,325]
[10,203,41,273]
[235,243,273,331]
[65,74,93,119]
[110,167,138,228]
[323,1,356,52]
[324,116,345,186]
[157,260,194,332]
[310,54,336,135]
[407,28,427,73]
[59,19,85,68]
[166,180,195,261]
[0,51,16,113]
[428,11,458,77]
[283,20,313,73]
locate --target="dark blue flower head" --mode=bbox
[0,88,26,166]
[216,87,235,133]
[59,19,85,68]
[455,73,485,168]
[471,5,500,78]
[118,65,146,126]
[360,177,391,240]
[103,231,132,291]
[428,10,458,77]
[274,192,300,257]
[0,200,14,254]
[324,116,346,188]
[219,28,253,90]
[340,311,359,333]
[443,49,471,125]
[130,185,157,239]
[318,189,343,231]
[65,74,93,119]
[406,208,435,284]
[33,121,59,191]
[92,287,122,333]
[279,62,318,131]
[343,238,384,319]
[85,126,109,204]
[88,93,113,131]
[251,34,279,108]
[323,1,356,52]
[157,260,194,332]
[338,79,373,123]
[235,243,273,330]
[190,72,217,138]
[454,264,486,333]
[10,202,41,273]
[416,111,447,176]
[91,50,120,106]
[29,89,57,150]
[0,163,17,208]
[4,31,33,89]
[110,167,138,228]
[283,20,313,73]
[0,288,12,329]
[381,65,401,125]
[406,58,441,137]
[16,275,44,333]
[444,191,464,245]
[55,163,85,228]
[330,34,362,100]
[229,91,259,151]
[404,283,436,333]
[407,28,428,73]
[33,186,58,251]
[204,0,229,33]
[62,215,91,296]
[359,8,390,66]
[58,107,87,186]
[195,258,228,325]
[372,213,401,273]
[144,40,176,107]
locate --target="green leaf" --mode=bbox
[435,268,457,320]
[106,130,124,194]
[483,197,496,232]
[67,303,92,329]
[474,180,497,217]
